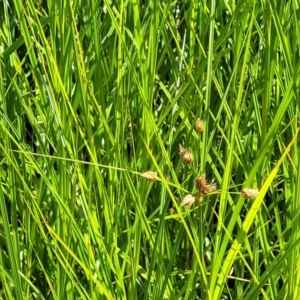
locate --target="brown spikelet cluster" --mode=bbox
[180,194,196,207]
[195,119,204,133]
[241,188,259,199]
[169,207,175,215]
[141,171,158,182]
[179,145,193,164]
[195,174,217,196]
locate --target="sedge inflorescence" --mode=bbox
[180,194,196,207]
[195,174,217,196]
[179,145,193,164]
[140,171,158,182]
[241,187,259,199]
[141,118,260,210]
[180,174,217,207]
[195,119,204,133]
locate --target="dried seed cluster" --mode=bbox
[241,188,259,199]
[140,171,158,182]
[180,194,196,207]
[195,119,204,133]
[178,143,217,207]
[195,174,217,196]
[140,120,261,212]
[180,174,216,207]
[179,145,193,164]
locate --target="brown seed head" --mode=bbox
[241,188,259,199]
[179,145,193,164]
[169,207,175,215]
[195,174,217,196]
[202,182,217,195]
[195,119,204,133]
[141,171,158,182]
[195,174,207,190]
[180,194,196,207]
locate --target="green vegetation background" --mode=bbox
[0,0,299,299]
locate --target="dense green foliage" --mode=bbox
[0,0,300,299]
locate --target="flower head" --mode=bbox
[169,207,175,215]
[195,119,204,133]
[179,145,193,164]
[195,174,217,196]
[180,194,196,207]
[241,188,259,199]
[141,171,157,182]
